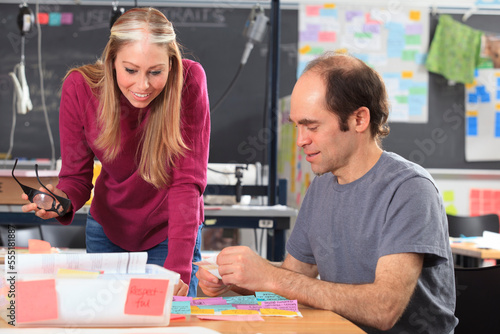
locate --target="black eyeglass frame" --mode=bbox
[11,159,71,216]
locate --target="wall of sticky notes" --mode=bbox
[465,69,500,161]
[298,3,429,123]
[430,170,500,218]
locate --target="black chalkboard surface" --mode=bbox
[0,3,298,164]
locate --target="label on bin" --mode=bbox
[124,278,169,316]
[17,279,58,323]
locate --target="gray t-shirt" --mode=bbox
[287,151,458,333]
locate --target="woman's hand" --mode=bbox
[21,184,71,219]
[173,278,189,296]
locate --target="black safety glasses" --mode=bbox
[11,159,71,216]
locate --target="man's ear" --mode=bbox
[353,107,370,133]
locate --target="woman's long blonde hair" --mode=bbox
[65,7,186,189]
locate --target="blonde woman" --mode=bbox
[22,7,210,296]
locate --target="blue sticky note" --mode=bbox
[171,301,191,315]
[297,61,308,79]
[476,86,487,95]
[197,305,236,311]
[224,295,259,305]
[408,94,426,116]
[467,116,478,136]
[319,8,338,17]
[496,112,500,137]
[497,77,500,87]
[468,93,478,103]
[49,12,61,26]
[497,90,500,100]
[414,53,427,65]
[479,93,491,103]
[255,291,287,301]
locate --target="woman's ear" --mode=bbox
[353,107,370,133]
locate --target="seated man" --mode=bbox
[197,52,458,333]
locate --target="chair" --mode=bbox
[0,225,42,247]
[447,213,500,238]
[454,265,500,334]
[40,224,86,249]
[447,213,500,267]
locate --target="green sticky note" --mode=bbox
[402,50,418,62]
[405,34,421,45]
[443,190,454,202]
[409,86,427,95]
[395,95,408,104]
[446,204,458,215]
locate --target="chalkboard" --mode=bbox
[0,3,298,164]
[383,13,500,170]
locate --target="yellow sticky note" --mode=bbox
[57,269,100,278]
[260,308,298,316]
[467,110,478,116]
[401,71,413,79]
[324,3,335,8]
[442,191,454,202]
[409,10,421,21]
[299,45,312,55]
[191,307,214,315]
[496,103,500,110]
[204,219,217,226]
[221,309,260,315]
[335,48,348,54]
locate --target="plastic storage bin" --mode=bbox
[1,263,179,327]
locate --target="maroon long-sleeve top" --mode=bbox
[56,59,210,285]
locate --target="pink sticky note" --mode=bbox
[124,278,169,316]
[192,297,226,306]
[17,279,58,323]
[306,6,321,16]
[28,239,52,254]
[318,31,336,42]
[261,300,299,312]
[197,315,264,321]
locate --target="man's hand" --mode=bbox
[217,246,275,292]
[196,267,232,297]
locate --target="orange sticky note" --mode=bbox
[17,279,58,323]
[409,10,421,21]
[124,278,169,316]
[28,239,52,254]
[402,71,413,79]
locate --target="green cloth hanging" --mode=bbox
[426,15,483,84]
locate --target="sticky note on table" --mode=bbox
[260,308,299,316]
[261,300,299,312]
[255,291,288,301]
[124,278,169,316]
[171,301,191,315]
[17,279,58,323]
[28,239,52,254]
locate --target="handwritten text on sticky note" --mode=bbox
[124,278,169,316]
